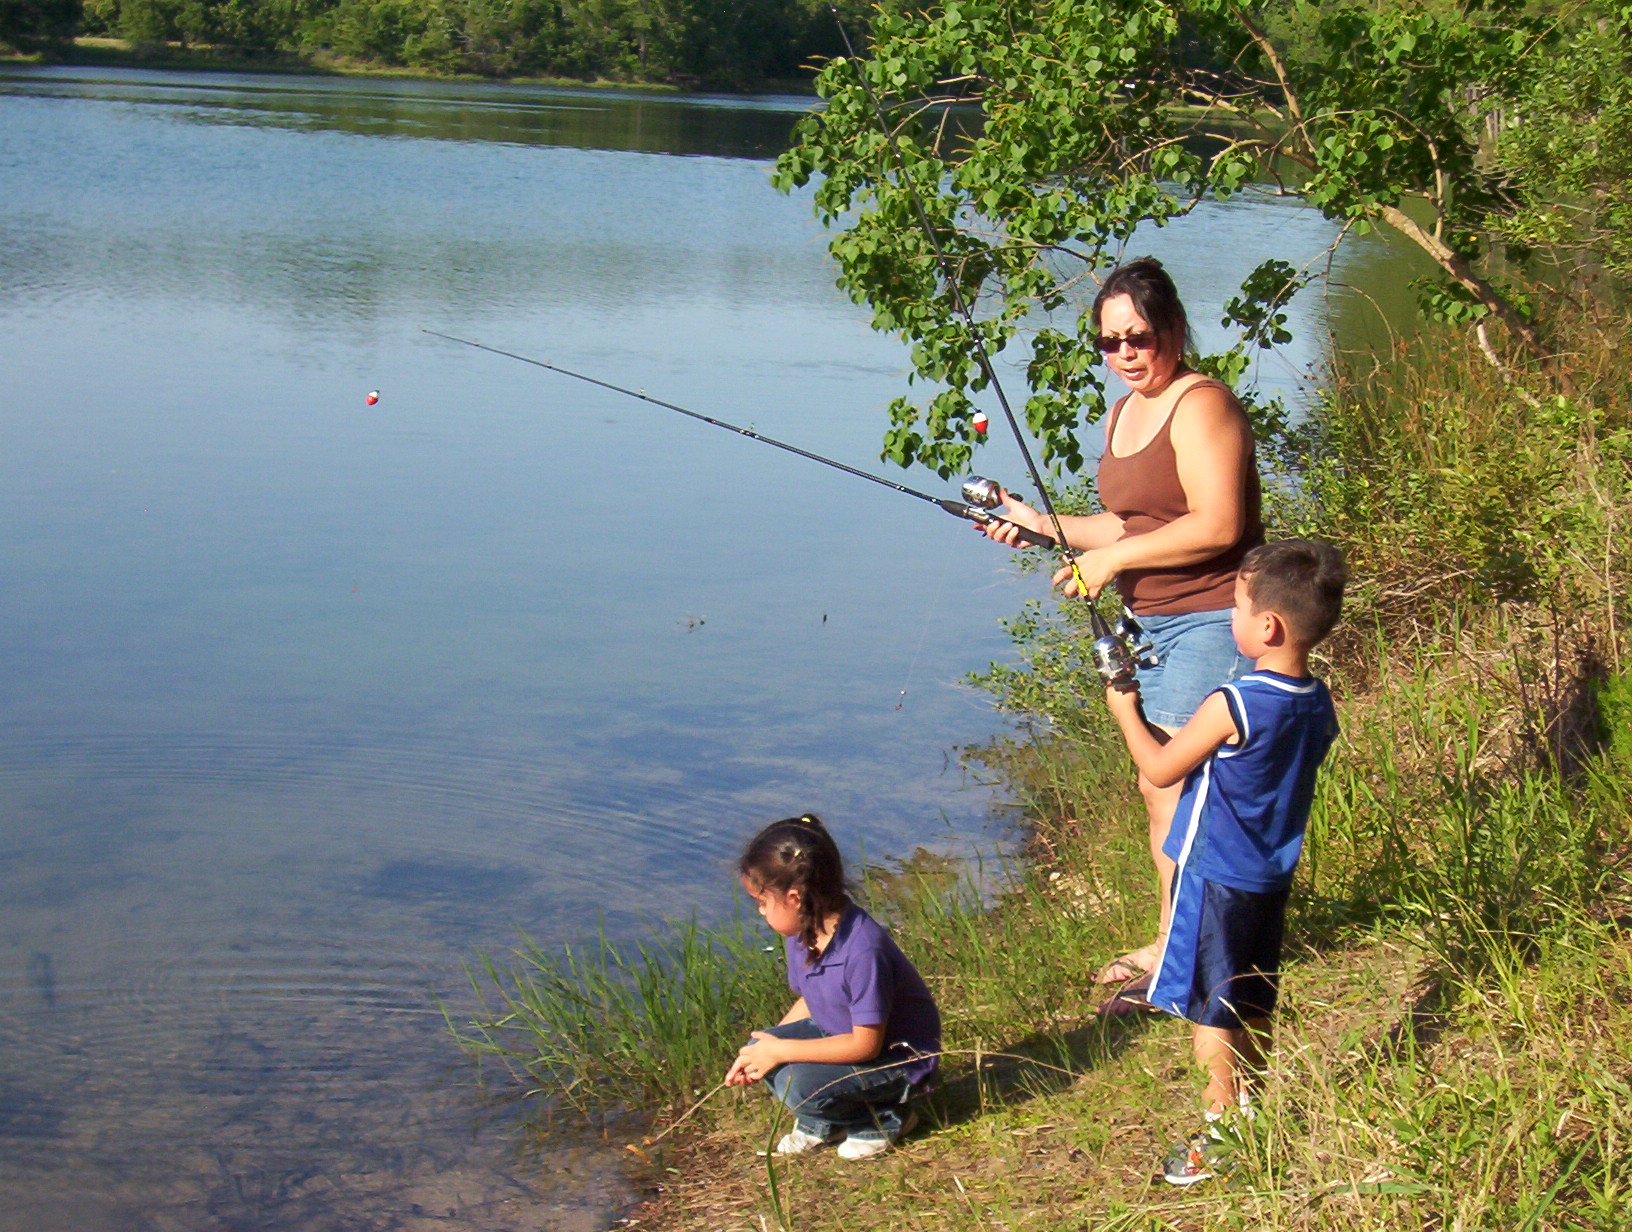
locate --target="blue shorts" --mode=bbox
[1147,873,1288,1029]
[1130,607,1251,729]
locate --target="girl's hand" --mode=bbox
[1052,547,1118,598]
[980,489,1046,547]
[725,1031,784,1086]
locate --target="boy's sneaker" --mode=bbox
[836,1109,918,1160]
[774,1126,838,1156]
[1161,1128,1232,1186]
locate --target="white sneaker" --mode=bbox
[836,1109,918,1160]
[775,1127,836,1156]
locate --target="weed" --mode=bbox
[452,913,788,1125]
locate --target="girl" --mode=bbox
[724,814,940,1159]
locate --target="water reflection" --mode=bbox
[0,66,1031,1232]
[0,67,811,156]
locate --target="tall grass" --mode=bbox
[452,914,789,1122]
[1289,313,1632,667]
[1205,933,1632,1231]
[1296,615,1616,973]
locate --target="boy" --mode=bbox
[1102,538,1347,1185]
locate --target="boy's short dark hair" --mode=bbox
[1239,539,1347,648]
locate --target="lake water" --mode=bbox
[0,67,1399,1231]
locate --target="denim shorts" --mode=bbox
[1130,606,1251,729]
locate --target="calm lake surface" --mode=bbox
[0,67,1396,1231]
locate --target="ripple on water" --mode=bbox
[0,728,704,1231]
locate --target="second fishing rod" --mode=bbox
[827,9,1139,687]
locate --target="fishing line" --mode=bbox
[420,328,1055,548]
[892,525,963,711]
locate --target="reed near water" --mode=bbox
[455,297,1632,1228]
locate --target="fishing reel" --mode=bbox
[945,476,1055,547]
[966,474,1157,687]
[961,476,1004,511]
[1093,611,1157,689]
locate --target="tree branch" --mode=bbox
[1230,4,1305,132]
[1376,203,1551,367]
[1475,321,1543,408]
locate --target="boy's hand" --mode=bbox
[1105,679,1141,717]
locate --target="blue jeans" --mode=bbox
[758,1019,918,1140]
[1132,607,1251,729]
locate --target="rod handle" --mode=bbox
[946,503,1058,548]
[1001,520,1058,549]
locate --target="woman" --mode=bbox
[986,256,1264,998]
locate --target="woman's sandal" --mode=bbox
[1094,956,1147,985]
[1096,967,1162,1016]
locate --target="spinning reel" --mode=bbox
[1093,611,1157,689]
[949,475,1054,547]
[965,476,1155,688]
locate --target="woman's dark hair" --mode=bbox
[739,814,849,963]
[1091,256,1194,362]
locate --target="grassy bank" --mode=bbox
[455,302,1632,1228]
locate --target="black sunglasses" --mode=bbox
[1095,330,1160,354]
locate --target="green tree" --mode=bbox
[303,0,436,66]
[772,0,1597,476]
[73,0,889,82]
[1488,3,1632,279]
[0,0,82,46]
[109,0,180,42]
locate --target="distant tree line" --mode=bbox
[1,0,82,47]
[0,0,895,86]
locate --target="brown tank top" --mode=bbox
[1096,378,1264,616]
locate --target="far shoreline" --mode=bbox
[2,37,821,97]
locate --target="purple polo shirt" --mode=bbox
[785,903,940,1085]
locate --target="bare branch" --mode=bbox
[1475,322,1544,408]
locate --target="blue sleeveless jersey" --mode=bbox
[1161,671,1338,893]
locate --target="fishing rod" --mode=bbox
[420,328,1057,548]
[826,9,1137,686]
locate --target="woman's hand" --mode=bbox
[724,1031,785,1086]
[978,488,1047,547]
[1052,546,1119,598]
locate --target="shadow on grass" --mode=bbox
[924,1011,1164,1132]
